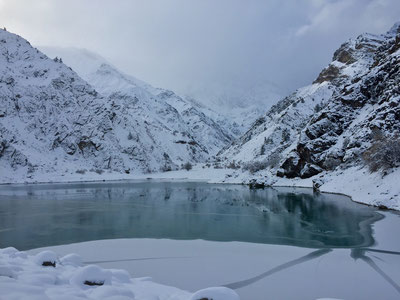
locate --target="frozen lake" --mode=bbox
[1,181,400,299]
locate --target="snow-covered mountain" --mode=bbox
[40,47,241,155]
[183,81,285,130]
[220,22,400,181]
[0,29,236,181]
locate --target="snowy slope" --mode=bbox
[218,23,400,208]
[0,30,238,182]
[40,46,240,155]
[183,80,286,130]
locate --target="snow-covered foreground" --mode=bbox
[25,211,400,300]
[0,246,239,300]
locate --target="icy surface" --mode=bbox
[28,229,400,300]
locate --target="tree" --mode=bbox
[182,162,193,171]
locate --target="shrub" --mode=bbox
[226,160,240,169]
[90,168,104,175]
[160,164,172,172]
[182,162,193,171]
[281,128,290,143]
[242,160,268,174]
[76,169,86,174]
[243,153,282,174]
[265,151,282,169]
[363,130,400,172]
[314,103,322,113]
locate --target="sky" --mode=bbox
[1,0,400,107]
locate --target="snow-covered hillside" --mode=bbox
[0,29,237,182]
[40,46,241,150]
[218,23,400,209]
[183,80,285,130]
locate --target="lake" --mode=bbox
[0,181,383,250]
[2,181,400,300]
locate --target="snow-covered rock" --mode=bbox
[0,247,241,300]
[34,251,58,267]
[190,287,240,300]
[70,265,112,287]
[60,253,83,267]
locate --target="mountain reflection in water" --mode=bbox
[0,181,382,250]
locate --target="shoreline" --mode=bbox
[0,165,399,211]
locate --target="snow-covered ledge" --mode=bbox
[0,247,240,300]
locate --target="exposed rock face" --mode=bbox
[220,23,400,179]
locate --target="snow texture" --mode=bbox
[0,247,241,300]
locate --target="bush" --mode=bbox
[314,103,322,113]
[363,130,400,172]
[182,162,193,171]
[226,160,240,169]
[90,168,104,175]
[75,169,86,175]
[243,152,282,174]
[281,128,290,143]
[265,151,281,169]
[160,164,172,172]
[242,160,268,174]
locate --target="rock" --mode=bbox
[70,265,112,287]
[248,179,266,189]
[34,251,57,267]
[300,163,323,179]
[313,178,324,193]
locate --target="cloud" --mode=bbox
[0,0,399,106]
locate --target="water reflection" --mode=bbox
[0,181,382,250]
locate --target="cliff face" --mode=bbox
[220,23,400,180]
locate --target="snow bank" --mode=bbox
[190,287,240,300]
[0,247,240,300]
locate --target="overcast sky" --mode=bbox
[1,0,400,104]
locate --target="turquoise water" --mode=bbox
[0,181,382,250]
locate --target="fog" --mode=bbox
[1,0,399,105]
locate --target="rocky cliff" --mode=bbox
[220,23,400,180]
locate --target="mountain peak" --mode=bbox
[388,21,400,36]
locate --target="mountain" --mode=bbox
[40,47,241,154]
[0,29,236,182]
[183,80,286,130]
[219,22,400,207]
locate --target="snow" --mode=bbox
[190,287,240,300]
[70,265,112,287]
[34,251,57,267]
[25,224,400,300]
[1,246,247,300]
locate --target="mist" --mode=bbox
[1,0,400,105]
